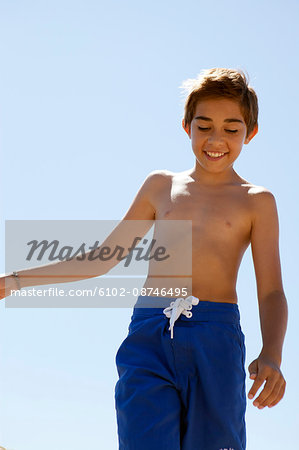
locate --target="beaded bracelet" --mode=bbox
[12,271,21,291]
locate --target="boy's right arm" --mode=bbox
[1,171,168,299]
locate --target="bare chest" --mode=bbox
[155,182,252,245]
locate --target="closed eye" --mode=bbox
[198,126,238,133]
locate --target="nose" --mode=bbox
[207,129,224,145]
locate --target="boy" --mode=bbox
[1,68,288,449]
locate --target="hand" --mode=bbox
[247,354,286,409]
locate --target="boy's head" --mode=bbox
[181,68,258,139]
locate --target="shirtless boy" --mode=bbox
[1,68,288,449]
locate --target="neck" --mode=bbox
[188,161,241,186]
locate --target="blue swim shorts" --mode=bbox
[114,296,246,450]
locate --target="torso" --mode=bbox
[143,170,256,303]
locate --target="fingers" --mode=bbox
[248,373,266,400]
[268,382,286,408]
[248,370,286,409]
[253,376,279,408]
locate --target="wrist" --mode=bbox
[12,271,22,290]
[259,348,282,367]
[6,272,22,293]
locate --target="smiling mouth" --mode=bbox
[204,151,227,160]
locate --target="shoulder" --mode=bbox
[247,184,277,204]
[144,169,173,183]
[245,184,278,224]
[133,170,173,205]
[247,184,274,197]
[121,170,173,220]
[142,169,174,191]
[234,176,277,206]
[239,178,276,203]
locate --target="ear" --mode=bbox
[244,124,258,144]
[182,118,191,138]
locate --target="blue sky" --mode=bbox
[0,0,298,448]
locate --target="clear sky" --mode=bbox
[0,0,298,449]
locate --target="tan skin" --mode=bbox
[0,98,287,410]
[121,98,287,410]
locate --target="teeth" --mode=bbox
[206,151,225,157]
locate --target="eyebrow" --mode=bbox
[194,115,244,124]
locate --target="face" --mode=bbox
[183,97,258,174]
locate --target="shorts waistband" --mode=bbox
[133,295,240,324]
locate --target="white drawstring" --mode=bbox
[163,296,199,339]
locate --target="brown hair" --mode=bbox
[181,68,258,138]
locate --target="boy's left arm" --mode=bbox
[248,189,288,409]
